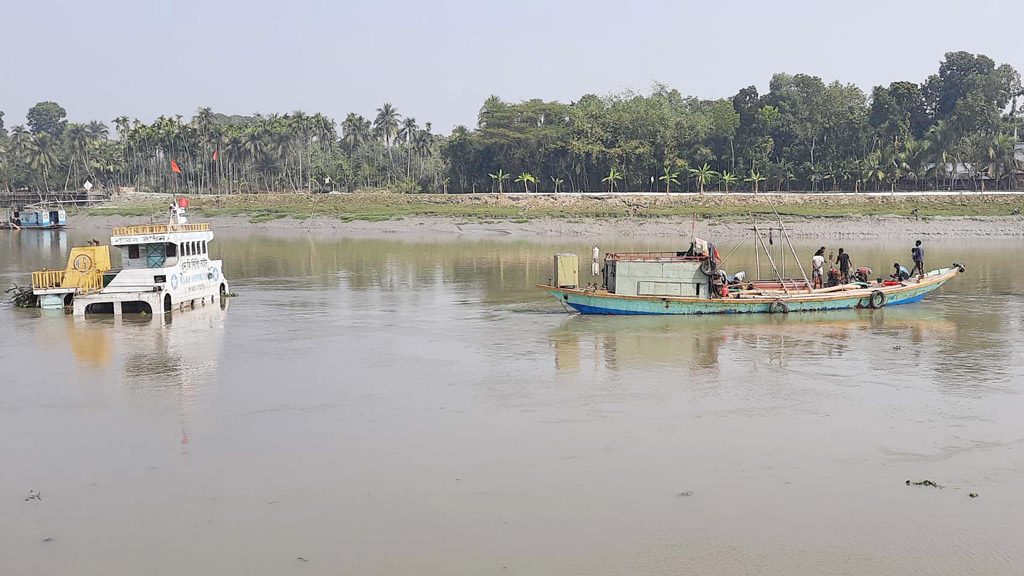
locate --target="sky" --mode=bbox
[2,0,1023,134]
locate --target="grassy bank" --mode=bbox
[83,192,1024,223]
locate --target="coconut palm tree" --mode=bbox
[374,103,401,178]
[689,163,718,195]
[489,168,510,193]
[341,113,371,151]
[745,168,765,193]
[602,168,623,193]
[515,172,537,193]
[719,170,738,193]
[659,166,680,194]
[988,133,1017,190]
[63,123,91,189]
[550,176,564,193]
[25,133,58,198]
[925,120,958,190]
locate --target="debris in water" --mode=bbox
[43,538,54,543]
[677,491,694,497]
[7,284,37,308]
[969,492,979,498]
[24,490,42,501]
[906,479,943,488]
[297,557,308,562]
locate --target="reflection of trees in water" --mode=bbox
[218,235,587,301]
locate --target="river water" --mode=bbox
[2,229,1024,575]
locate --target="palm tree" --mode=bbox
[861,152,885,191]
[515,172,537,193]
[489,168,510,193]
[26,133,58,198]
[659,167,680,194]
[374,103,401,179]
[64,123,90,189]
[550,176,564,193]
[341,113,371,150]
[602,167,623,193]
[745,168,766,193]
[398,117,418,178]
[925,120,957,190]
[689,163,718,195]
[988,133,1017,190]
[719,170,738,193]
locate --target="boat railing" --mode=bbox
[31,270,65,290]
[606,251,707,262]
[112,223,211,236]
[31,269,104,294]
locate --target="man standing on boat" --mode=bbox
[909,240,925,279]
[836,248,852,283]
[811,248,826,289]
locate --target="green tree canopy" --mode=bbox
[27,101,68,137]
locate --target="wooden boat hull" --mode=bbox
[540,267,961,315]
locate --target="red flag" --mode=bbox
[170,160,182,174]
[212,150,218,161]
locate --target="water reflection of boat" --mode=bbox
[549,310,956,372]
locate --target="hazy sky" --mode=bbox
[2,0,1022,133]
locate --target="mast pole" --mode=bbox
[751,214,789,295]
[769,201,812,293]
[749,214,761,280]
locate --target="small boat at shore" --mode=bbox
[538,217,963,315]
[2,205,67,229]
[29,198,230,315]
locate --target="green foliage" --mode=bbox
[26,101,67,137]
[1,51,1021,199]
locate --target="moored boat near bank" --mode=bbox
[2,205,67,229]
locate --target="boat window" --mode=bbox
[166,243,177,257]
[202,241,207,254]
[128,245,140,259]
[145,243,166,268]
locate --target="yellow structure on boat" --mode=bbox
[31,245,114,304]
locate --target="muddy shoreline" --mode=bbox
[70,213,1024,239]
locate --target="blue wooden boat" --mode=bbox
[540,265,962,315]
[539,233,964,315]
[2,206,67,229]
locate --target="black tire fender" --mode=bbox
[699,258,716,276]
[868,290,886,309]
[769,299,789,314]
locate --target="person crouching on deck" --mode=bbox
[891,263,911,282]
[811,248,826,289]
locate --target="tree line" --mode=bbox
[0,51,1021,198]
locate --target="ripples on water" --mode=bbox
[2,230,1024,575]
